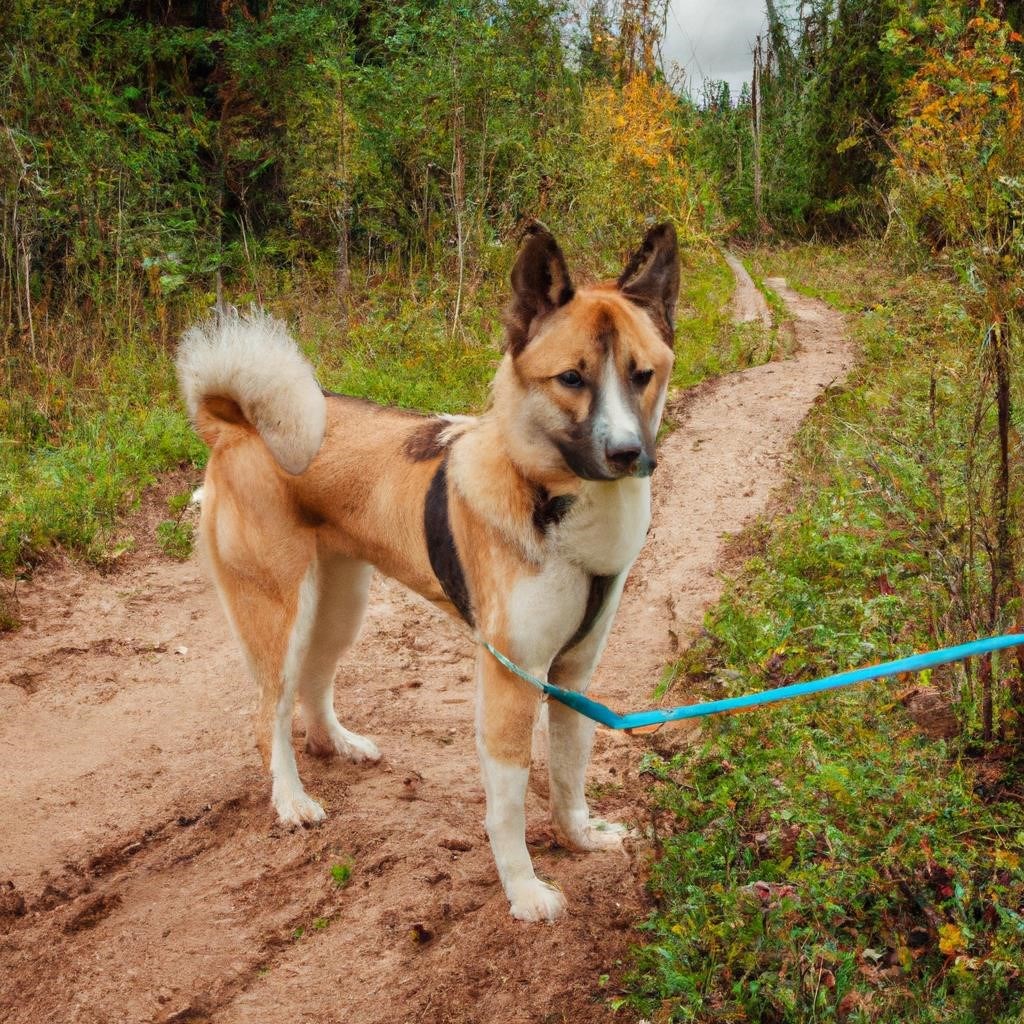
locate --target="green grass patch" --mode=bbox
[314,289,499,413]
[156,491,197,561]
[627,703,1024,1023]
[1,349,205,576]
[329,860,353,888]
[672,247,775,388]
[622,243,1024,1023]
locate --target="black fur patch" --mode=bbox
[424,457,474,626]
[404,419,448,462]
[532,487,577,534]
[559,574,616,656]
[296,504,327,528]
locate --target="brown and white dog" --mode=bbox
[177,222,679,922]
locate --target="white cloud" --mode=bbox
[663,0,766,98]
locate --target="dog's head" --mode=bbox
[499,222,679,483]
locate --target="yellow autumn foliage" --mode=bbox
[568,75,700,243]
[886,5,1024,266]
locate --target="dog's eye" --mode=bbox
[557,370,585,389]
[632,369,654,388]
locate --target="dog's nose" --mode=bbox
[605,443,642,473]
[638,451,657,476]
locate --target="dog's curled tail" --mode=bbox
[177,308,326,475]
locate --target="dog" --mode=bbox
[176,221,679,922]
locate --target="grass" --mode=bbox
[626,706,1024,1023]
[620,241,1024,1023]
[1,238,758,612]
[1,351,206,576]
[673,246,775,388]
[329,860,353,888]
[156,491,196,561]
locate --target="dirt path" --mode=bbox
[0,275,851,1024]
[721,249,772,328]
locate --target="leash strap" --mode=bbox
[482,633,1024,733]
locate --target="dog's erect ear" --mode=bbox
[503,221,575,355]
[617,222,680,347]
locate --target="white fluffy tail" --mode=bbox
[177,308,326,475]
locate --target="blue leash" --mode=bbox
[483,633,1024,733]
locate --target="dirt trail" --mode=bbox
[721,249,772,328]
[0,274,851,1024]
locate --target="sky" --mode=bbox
[662,0,767,101]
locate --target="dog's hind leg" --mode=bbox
[298,552,380,763]
[547,574,630,853]
[209,543,325,827]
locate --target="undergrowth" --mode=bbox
[622,243,1024,1023]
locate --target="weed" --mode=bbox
[329,861,353,889]
[0,590,18,632]
[156,491,196,561]
[156,520,194,561]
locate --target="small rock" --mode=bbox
[439,836,473,852]
[399,773,423,800]
[0,881,26,920]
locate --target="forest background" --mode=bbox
[3,1,1024,1020]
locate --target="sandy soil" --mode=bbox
[0,276,851,1024]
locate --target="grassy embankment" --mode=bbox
[0,239,764,626]
[621,244,1024,1024]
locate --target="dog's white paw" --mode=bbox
[273,787,326,827]
[508,878,566,923]
[339,730,381,763]
[558,818,630,852]
[306,721,381,763]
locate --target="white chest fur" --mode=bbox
[503,478,650,669]
[555,477,651,576]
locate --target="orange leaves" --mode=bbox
[889,4,1023,182]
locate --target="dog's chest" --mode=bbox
[554,477,651,576]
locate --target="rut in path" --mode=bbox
[0,276,851,1024]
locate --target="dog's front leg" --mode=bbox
[476,649,565,923]
[548,576,630,852]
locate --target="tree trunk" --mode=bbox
[451,105,466,333]
[752,34,764,230]
[991,318,1024,747]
